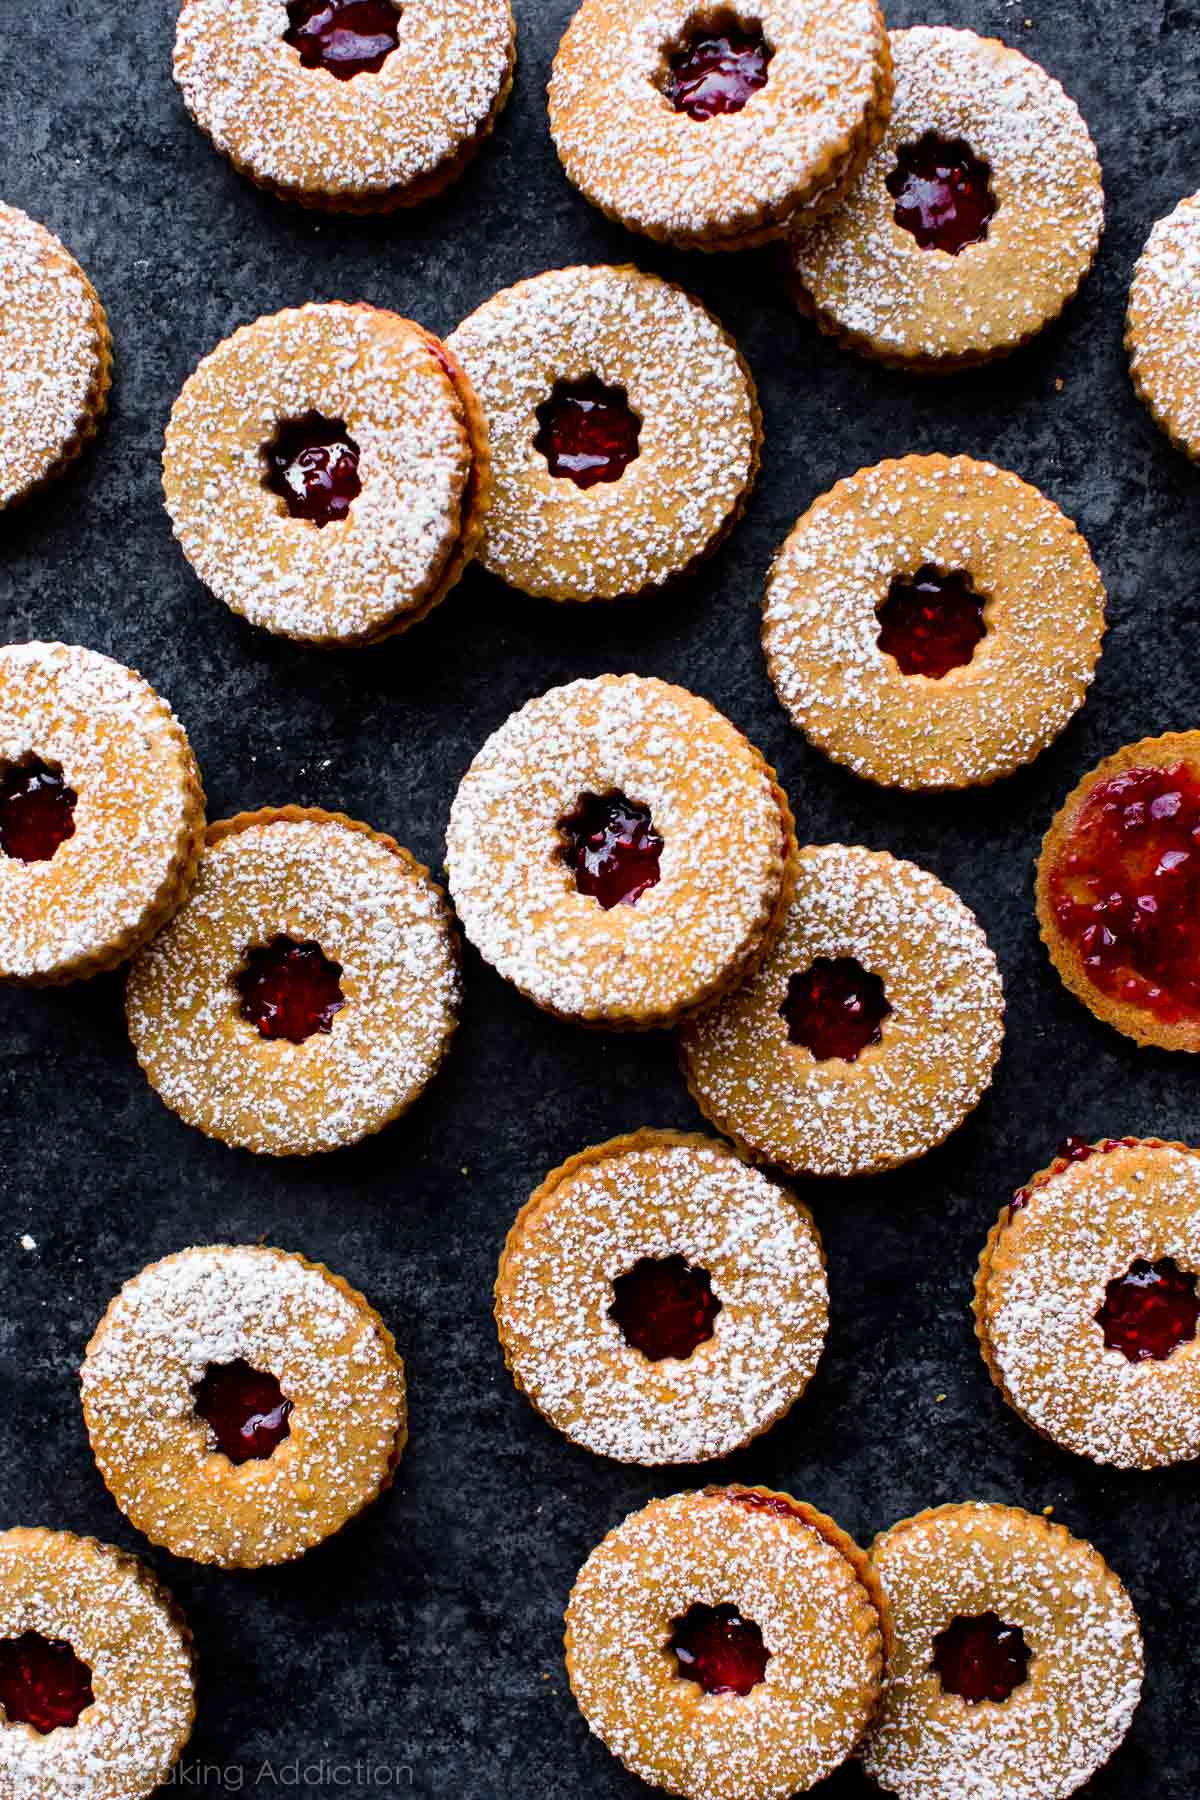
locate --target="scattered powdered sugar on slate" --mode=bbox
[498,1135,827,1464]
[982,1142,1200,1468]
[862,1503,1143,1800]
[680,845,1005,1176]
[0,1530,194,1798]
[174,0,513,202]
[446,266,759,600]
[1127,191,1200,454]
[567,1488,882,1800]
[445,675,789,1022]
[125,816,461,1155]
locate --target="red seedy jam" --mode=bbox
[1095,1258,1200,1363]
[663,27,772,119]
[782,956,891,1062]
[235,936,346,1044]
[932,1613,1030,1704]
[534,378,641,489]
[610,1256,721,1362]
[1010,1137,1141,1212]
[887,135,996,254]
[264,413,362,526]
[0,1634,93,1734]
[1048,761,1200,1026]
[284,0,400,79]
[669,1603,771,1695]
[559,790,662,909]
[194,1360,294,1463]
[0,759,77,864]
[876,567,988,679]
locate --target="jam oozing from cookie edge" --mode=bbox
[1048,760,1200,1025]
[662,21,772,120]
[781,957,891,1062]
[193,1360,294,1464]
[876,567,988,679]
[932,1613,1031,1704]
[1095,1258,1200,1363]
[0,1633,94,1734]
[609,1256,722,1362]
[533,378,641,489]
[559,791,662,910]
[669,1603,771,1696]
[0,759,77,864]
[284,0,401,79]
[234,936,347,1044]
[887,135,997,255]
[1009,1138,1142,1212]
[263,413,362,527]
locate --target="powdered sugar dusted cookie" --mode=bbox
[1127,190,1200,459]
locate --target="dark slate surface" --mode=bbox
[2,0,1199,1794]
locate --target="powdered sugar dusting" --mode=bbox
[1127,191,1200,456]
[446,267,759,600]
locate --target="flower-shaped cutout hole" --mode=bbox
[669,1603,771,1695]
[887,135,996,254]
[234,935,347,1044]
[610,1255,722,1361]
[660,11,773,119]
[1096,1257,1200,1363]
[876,567,988,679]
[0,1633,94,1734]
[284,0,402,79]
[193,1359,294,1464]
[263,412,362,526]
[932,1613,1031,1704]
[781,957,891,1062]
[534,378,641,489]
[558,791,662,909]
[0,756,77,864]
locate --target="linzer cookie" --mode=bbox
[162,302,490,646]
[565,1487,887,1800]
[81,1244,407,1569]
[1037,731,1200,1050]
[789,28,1104,372]
[444,675,796,1028]
[861,1503,1143,1800]
[125,807,461,1156]
[549,0,892,251]
[174,0,516,211]
[975,1137,1200,1469]
[0,1528,195,1798]
[0,204,111,509]
[1127,191,1200,459]
[0,643,205,986]
[446,265,760,601]
[495,1130,828,1465]
[763,456,1106,791]
[679,844,1005,1177]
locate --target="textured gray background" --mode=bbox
[1,0,1199,1794]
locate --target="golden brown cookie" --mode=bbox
[565,1486,887,1800]
[975,1136,1200,1469]
[445,674,796,1028]
[162,302,490,647]
[0,204,112,508]
[549,0,892,252]
[789,28,1104,373]
[174,0,516,212]
[81,1244,407,1570]
[125,806,461,1156]
[0,643,205,987]
[680,844,1005,1177]
[446,265,760,601]
[495,1130,828,1465]
[1036,731,1200,1051]
[762,455,1106,791]
[0,1527,195,1798]
[1127,190,1200,459]
[861,1503,1143,1800]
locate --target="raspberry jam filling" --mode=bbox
[264,413,362,526]
[533,378,641,489]
[663,25,772,119]
[1096,1258,1200,1363]
[559,790,662,910]
[782,957,891,1062]
[0,759,77,864]
[235,936,346,1044]
[0,1634,94,1734]
[1010,1138,1141,1212]
[669,1604,771,1696]
[887,135,996,254]
[284,0,400,79]
[877,567,988,679]
[194,1359,294,1464]
[932,1613,1030,1704]
[610,1256,721,1362]
[729,1490,805,1521]
[1048,760,1200,1025]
